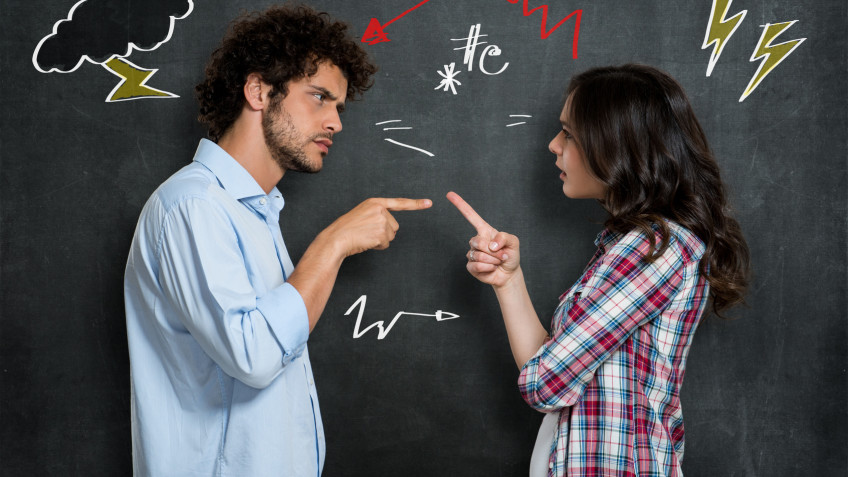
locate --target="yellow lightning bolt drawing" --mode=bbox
[102,57,178,102]
[740,21,805,102]
[702,0,747,77]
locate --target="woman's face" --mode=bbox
[548,95,607,200]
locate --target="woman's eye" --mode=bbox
[562,129,572,139]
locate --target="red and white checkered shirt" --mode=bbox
[518,221,709,477]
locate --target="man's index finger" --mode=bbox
[378,198,433,211]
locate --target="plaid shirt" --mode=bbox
[518,222,708,477]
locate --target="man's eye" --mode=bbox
[313,93,325,101]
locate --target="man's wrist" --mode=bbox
[313,228,348,263]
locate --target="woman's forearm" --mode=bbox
[493,267,550,369]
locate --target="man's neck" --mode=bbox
[216,120,283,195]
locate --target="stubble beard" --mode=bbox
[262,101,324,174]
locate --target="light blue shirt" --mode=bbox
[124,139,324,476]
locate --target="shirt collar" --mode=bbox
[192,138,283,205]
[594,228,624,251]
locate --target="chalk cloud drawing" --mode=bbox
[32,0,193,102]
[375,120,435,157]
[700,0,805,102]
[345,295,459,340]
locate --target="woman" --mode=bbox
[447,64,749,476]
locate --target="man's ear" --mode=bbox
[244,73,270,111]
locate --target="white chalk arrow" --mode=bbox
[345,295,460,340]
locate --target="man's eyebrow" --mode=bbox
[309,85,337,100]
[310,84,345,113]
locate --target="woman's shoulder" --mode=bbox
[608,220,706,266]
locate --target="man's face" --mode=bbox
[262,62,348,173]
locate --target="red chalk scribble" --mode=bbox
[362,0,433,45]
[506,0,582,58]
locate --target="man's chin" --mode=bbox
[300,156,323,173]
[287,165,321,174]
[278,155,323,174]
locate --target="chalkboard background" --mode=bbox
[2,0,846,475]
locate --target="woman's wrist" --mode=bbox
[493,266,525,294]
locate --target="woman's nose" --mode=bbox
[548,132,562,155]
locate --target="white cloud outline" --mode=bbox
[31,0,194,73]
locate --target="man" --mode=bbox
[123,5,431,475]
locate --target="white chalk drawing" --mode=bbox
[435,62,462,95]
[32,0,193,102]
[376,119,413,131]
[100,57,178,102]
[453,24,510,75]
[345,295,460,340]
[435,24,509,94]
[384,139,435,157]
[739,21,805,102]
[700,0,805,102]
[506,114,532,127]
[702,0,748,77]
[375,120,435,157]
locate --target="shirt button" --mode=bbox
[259,198,267,205]
[549,462,553,469]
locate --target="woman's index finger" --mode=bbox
[446,191,492,234]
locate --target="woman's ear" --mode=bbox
[243,73,269,111]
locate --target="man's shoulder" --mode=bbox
[151,161,220,211]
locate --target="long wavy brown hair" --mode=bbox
[195,4,377,141]
[566,64,750,314]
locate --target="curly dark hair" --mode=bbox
[566,64,750,314]
[195,4,377,141]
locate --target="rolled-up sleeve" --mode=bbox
[518,231,685,411]
[157,196,309,389]
[256,282,309,362]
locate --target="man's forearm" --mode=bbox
[286,230,346,333]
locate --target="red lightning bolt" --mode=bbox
[506,0,583,58]
[740,21,805,102]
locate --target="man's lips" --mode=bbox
[313,138,332,154]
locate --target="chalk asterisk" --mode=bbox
[435,62,462,95]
